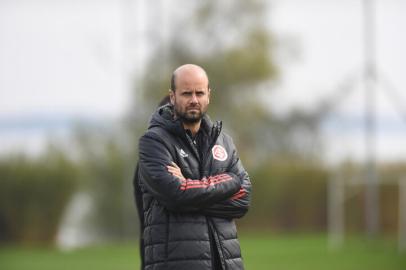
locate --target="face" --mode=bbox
[170,72,210,124]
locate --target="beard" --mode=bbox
[174,104,205,124]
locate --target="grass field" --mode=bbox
[1,234,405,270]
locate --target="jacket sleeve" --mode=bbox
[138,133,242,211]
[201,140,252,219]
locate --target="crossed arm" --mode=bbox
[167,162,251,219]
[138,133,251,219]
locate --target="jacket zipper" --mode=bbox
[201,121,222,172]
[195,122,224,268]
[183,132,201,164]
[209,218,226,270]
[206,216,216,269]
[182,121,222,177]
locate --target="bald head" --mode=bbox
[168,64,211,130]
[170,64,209,92]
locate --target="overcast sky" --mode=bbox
[0,0,405,162]
[269,0,406,162]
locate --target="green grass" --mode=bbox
[241,234,405,270]
[0,243,138,270]
[1,234,405,270]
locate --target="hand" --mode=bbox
[167,162,185,180]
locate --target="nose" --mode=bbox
[190,93,198,103]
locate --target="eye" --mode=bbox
[182,91,192,96]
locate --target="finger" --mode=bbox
[167,165,181,172]
[171,162,180,168]
[167,168,178,174]
[168,166,181,173]
[167,168,181,177]
[172,173,183,179]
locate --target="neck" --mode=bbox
[182,121,201,136]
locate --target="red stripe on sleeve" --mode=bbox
[179,174,233,190]
[230,188,246,200]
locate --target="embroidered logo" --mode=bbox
[212,145,228,161]
[179,148,188,158]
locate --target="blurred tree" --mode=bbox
[0,147,77,244]
[128,0,321,167]
[72,123,138,240]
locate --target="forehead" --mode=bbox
[175,68,208,88]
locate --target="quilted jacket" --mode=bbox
[134,104,251,270]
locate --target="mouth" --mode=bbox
[187,108,200,112]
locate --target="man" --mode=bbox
[134,64,251,270]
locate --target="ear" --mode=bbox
[169,89,175,105]
[207,88,211,104]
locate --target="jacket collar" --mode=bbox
[148,104,222,139]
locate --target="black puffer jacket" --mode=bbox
[134,104,251,270]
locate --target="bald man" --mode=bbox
[134,64,251,270]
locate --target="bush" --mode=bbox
[240,159,329,231]
[0,151,77,244]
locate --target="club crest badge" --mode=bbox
[212,145,228,161]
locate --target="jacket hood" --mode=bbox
[148,103,221,138]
